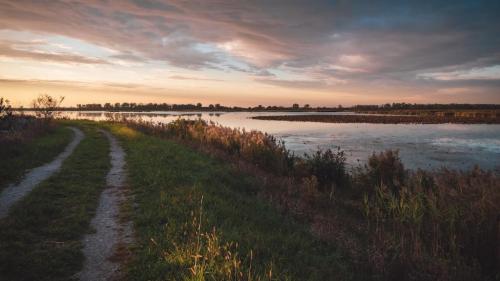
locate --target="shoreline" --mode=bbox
[252,114,500,124]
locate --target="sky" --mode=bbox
[0,0,499,107]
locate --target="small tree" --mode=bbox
[32,94,65,120]
[0,97,12,120]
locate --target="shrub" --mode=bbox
[32,94,65,120]
[0,97,12,119]
[366,150,406,192]
[0,97,13,130]
[303,148,347,193]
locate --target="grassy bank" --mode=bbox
[251,114,500,124]
[0,124,73,191]
[0,122,109,281]
[106,123,357,281]
[121,118,499,280]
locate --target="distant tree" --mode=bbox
[196,102,202,108]
[292,103,300,109]
[304,104,310,109]
[32,94,65,120]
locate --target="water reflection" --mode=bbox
[38,111,500,170]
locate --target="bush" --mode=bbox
[0,97,13,130]
[303,148,347,193]
[32,94,65,120]
[366,150,406,192]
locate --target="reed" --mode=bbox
[359,152,499,280]
[124,118,295,175]
[117,118,499,280]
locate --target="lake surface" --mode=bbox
[57,111,500,171]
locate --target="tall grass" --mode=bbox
[125,119,295,175]
[166,196,275,281]
[117,118,499,280]
[358,152,499,280]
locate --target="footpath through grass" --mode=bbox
[0,125,73,191]
[0,121,109,281]
[107,123,356,281]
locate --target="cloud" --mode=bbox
[255,78,329,90]
[0,0,499,96]
[0,40,108,64]
[169,75,223,82]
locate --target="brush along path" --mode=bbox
[0,126,73,191]
[77,130,133,281]
[0,124,109,281]
[0,127,84,219]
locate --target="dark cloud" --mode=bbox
[0,0,499,96]
[255,78,329,90]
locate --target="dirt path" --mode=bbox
[78,130,133,281]
[0,127,84,219]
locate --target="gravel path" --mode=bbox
[0,127,84,219]
[78,130,133,281]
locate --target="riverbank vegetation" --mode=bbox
[119,118,499,280]
[104,122,355,280]
[252,114,500,124]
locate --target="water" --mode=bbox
[57,111,500,171]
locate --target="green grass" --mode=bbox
[106,123,356,281]
[0,125,73,191]
[0,122,110,281]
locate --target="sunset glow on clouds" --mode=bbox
[0,1,499,106]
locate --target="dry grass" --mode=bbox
[114,118,499,280]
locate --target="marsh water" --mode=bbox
[56,111,500,171]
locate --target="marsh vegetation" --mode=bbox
[121,118,499,280]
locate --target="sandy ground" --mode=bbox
[0,127,84,219]
[77,130,133,281]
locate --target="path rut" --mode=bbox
[78,130,133,281]
[0,127,84,219]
